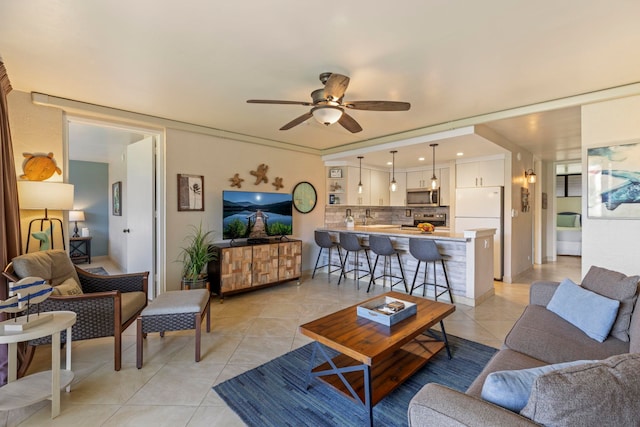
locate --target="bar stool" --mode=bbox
[311,231,343,281]
[338,232,372,289]
[366,235,408,293]
[408,238,454,303]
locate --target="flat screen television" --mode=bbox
[222,190,293,241]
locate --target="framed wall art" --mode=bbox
[329,168,342,178]
[587,141,640,219]
[521,187,530,212]
[112,181,122,216]
[178,174,204,211]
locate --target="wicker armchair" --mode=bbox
[2,249,148,376]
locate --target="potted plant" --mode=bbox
[179,223,216,289]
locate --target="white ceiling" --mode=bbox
[2,1,640,168]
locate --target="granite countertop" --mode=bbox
[318,225,467,241]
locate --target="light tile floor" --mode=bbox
[4,256,581,426]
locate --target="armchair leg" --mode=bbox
[114,332,122,371]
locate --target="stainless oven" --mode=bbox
[406,188,439,206]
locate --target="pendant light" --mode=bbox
[357,156,364,194]
[389,150,398,192]
[430,143,438,189]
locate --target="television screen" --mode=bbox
[222,191,293,240]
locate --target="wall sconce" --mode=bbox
[525,169,537,184]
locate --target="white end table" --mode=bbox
[0,311,76,418]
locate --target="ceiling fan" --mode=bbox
[247,72,411,133]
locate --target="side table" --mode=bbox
[70,236,92,264]
[0,311,76,418]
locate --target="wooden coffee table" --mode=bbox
[299,291,455,426]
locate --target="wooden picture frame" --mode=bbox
[587,141,640,219]
[112,181,122,216]
[178,174,204,211]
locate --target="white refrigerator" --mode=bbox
[454,186,504,280]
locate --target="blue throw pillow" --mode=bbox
[481,359,595,412]
[547,278,620,342]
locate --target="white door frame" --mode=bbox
[65,115,166,297]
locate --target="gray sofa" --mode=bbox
[408,266,640,426]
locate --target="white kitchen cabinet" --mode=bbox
[346,166,370,205]
[407,170,432,188]
[456,159,504,188]
[439,167,451,206]
[390,172,407,206]
[370,169,390,206]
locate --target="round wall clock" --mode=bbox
[292,181,317,214]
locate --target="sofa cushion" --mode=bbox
[547,278,619,342]
[520,353,640,426]
[12,249,81,286]
[51,277,83,296]
[504,305,629,364]
[581,265,640,342]
[481,359,595,412]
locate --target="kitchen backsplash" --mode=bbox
[325,205,450,227]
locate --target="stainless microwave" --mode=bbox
[406,188,439,206]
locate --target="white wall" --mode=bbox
[581,95,640,277]
[7,91,67,250]
[164,128,326,290]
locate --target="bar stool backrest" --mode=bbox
[409,238,443,262]
[339,233,363,252]
[369,235,396,256]
[315,231,335,248]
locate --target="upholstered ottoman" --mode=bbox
[136,289,211,368]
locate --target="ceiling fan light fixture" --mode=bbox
[312,106,343,126]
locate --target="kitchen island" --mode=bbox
[317,225,495,306]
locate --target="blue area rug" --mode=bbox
[213,333,497,427]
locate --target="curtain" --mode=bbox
[0,57,23,386]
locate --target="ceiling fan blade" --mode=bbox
[247,99,313,106]
[323,73,350,101]
[280,111,313,130]
[344,101,411,111]
[338,112,363,133]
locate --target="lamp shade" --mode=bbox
[312,106,343,125]
[18,181,74,210]
[69,210,85,222]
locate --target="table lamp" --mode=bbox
[69,210,85,238]
[17,181,74,252]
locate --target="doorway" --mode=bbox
[554,162,582,258]
[66,117,164,298]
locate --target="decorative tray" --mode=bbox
[357,296,417,326]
